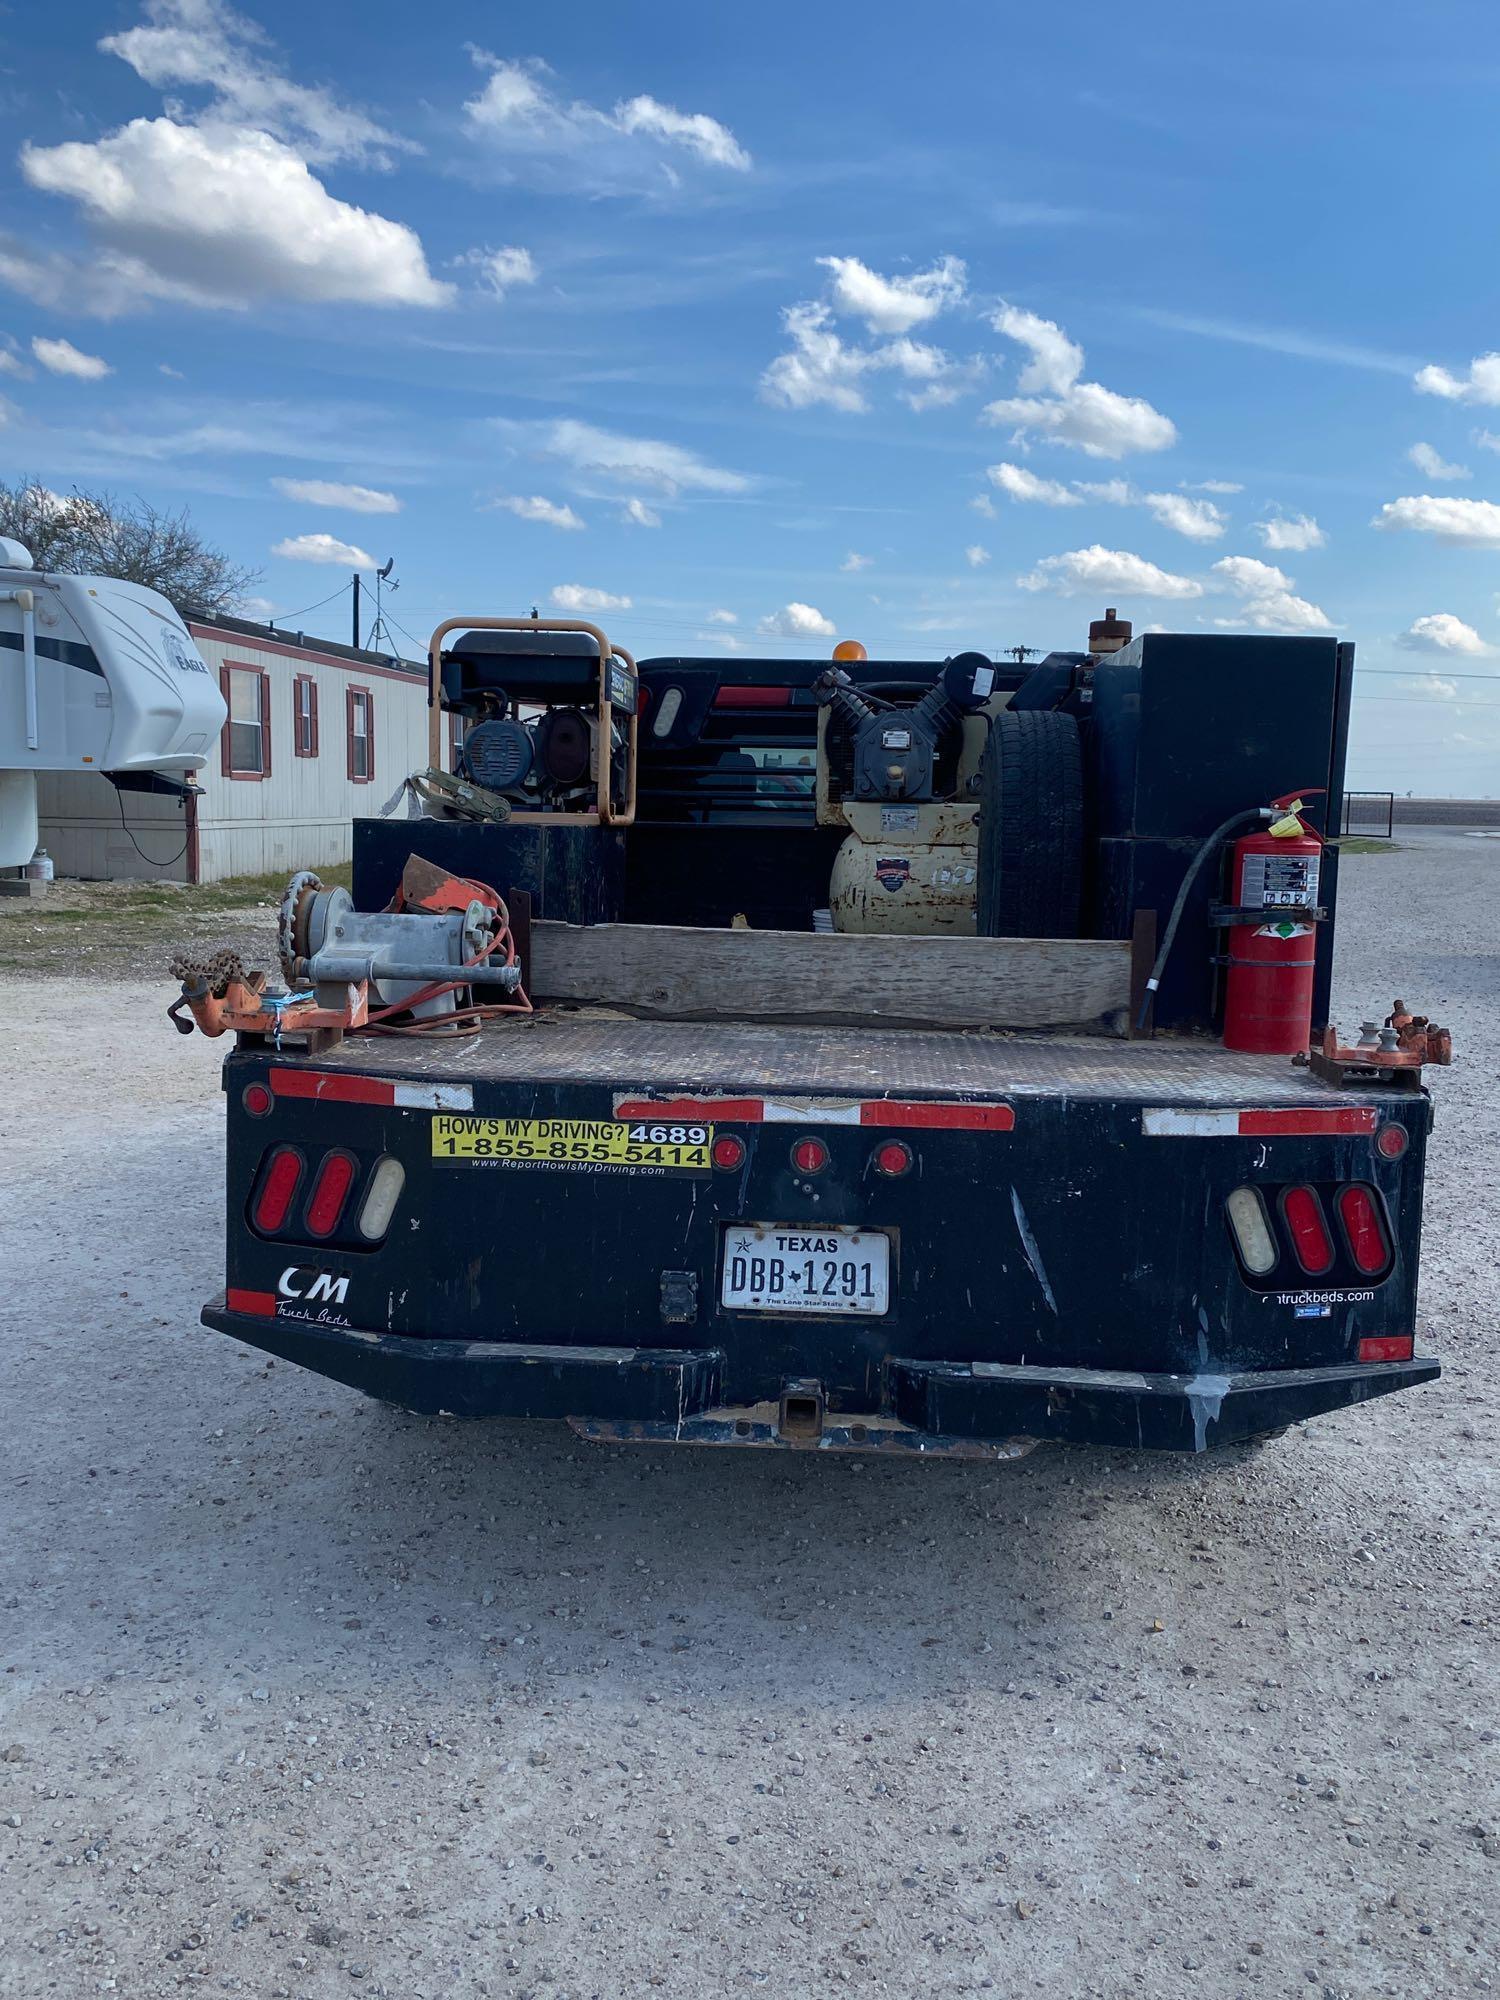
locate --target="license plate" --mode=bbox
[432,1116,711,1171]
[720,1224,890,1315]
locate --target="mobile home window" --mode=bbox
[347,685,374,782]
[221,664,270,779]
[293,673,319,757]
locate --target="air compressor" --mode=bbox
[1221,792,1325,1055]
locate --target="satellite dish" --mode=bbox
[378,558,394,581]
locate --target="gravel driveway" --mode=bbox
[1,830,1495,2000]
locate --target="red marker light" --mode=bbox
[1375,1123,1409,1160]
[873,1140,912,1177]
[305,1152,357,1238]
[242,1082,273,1118]
[712,1134,747,1171]
[1281,1185,1335,1277]
[1336,1184,1392,1277]
[252,1147,303,1234]
[791,1136,829,1176]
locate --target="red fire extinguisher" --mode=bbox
[1222,790,1325,1055]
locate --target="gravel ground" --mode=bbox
[0,829,1495,2000]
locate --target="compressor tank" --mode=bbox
[829,802,979,935]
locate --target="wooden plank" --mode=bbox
[530,922,1132,1034]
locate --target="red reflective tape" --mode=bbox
[270,1068,394,1105]
[859,1100,1015,1131]
[614,1098,766,1123]
[712,685,791,708]
[1238,1108,1378,1136]
[1357,1334,1414,1364]
[227,1287,277,1317]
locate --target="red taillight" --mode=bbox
[712,1133,747,1171]
[1281,1185,1335,1276]
[1358,1334,1413,1363]
[791,1136,829,1175]
[253,1146,303,1233]
[305,1152,357,1238]
[713,685,792,708]
[1375,1123,1409,1160]
[242,1082,273,1118]
[1336,1184,1391,1276]
[873,1140,912,1177]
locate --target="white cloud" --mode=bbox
[817,254,966,335]
[1407,441,1469,481]
[986,305,1176,458]
[1254,512,1326,552]
[964,544,990,567]
[551,583,631,611]
[1373,494,1500,549]
[1181,478,1242,494]
[464,53,749,176]
[1018,546,1202,600]
[516,417,749,496]
[493,494,586,531]
[158,361,182,378]
[614,94,750,170]
[1142,491,1227,542]
[1396,612,1492,656]
[841,551,872,572]
[0,337,32,379]
[697,629,748,651]
[707,608,737,625]
[984,378,1178,459]
[1211,554,1332,631]
[1413,352,1500,405]
[272,477,400,514]
[100,0,414,168]
[272,532,375,567]
[759,601,837,637]
[760,302,871,412]
[760,265,979,417]
[1476,430,1500,455]
[20,119,451,312]
[969,493,997,519]
[620,497,660,528]
[1072,477,1134,505]
[459,244,538,300]
[990,305,1084,395]
[31,335,111,379]
[987,461,1081,507]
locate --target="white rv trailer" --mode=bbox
[0,536,226,869]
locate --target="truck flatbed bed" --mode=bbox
[296,1012,1360,1107]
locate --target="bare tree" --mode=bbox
[0,479,261,614]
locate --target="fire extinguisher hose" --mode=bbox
[1136,807,1273,1030]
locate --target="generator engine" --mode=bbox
[460,697,624,810]
[814,651,996,803]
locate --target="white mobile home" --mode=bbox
[36,614,430,882]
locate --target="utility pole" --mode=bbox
[351,571,362,650]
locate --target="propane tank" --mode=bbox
[1222,791,1324,1055]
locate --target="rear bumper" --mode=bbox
[201,1299,1438,1453]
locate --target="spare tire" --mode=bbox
[976,708,1084,937]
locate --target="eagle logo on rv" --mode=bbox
[875,856,911,893]
[160,625,208,675]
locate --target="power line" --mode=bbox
[1357,668,1500,682]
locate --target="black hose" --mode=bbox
[1136,807,1273,1030]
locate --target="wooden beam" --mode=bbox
[529,923,1131,1034]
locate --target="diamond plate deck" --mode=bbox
[297,1011,1372,1106]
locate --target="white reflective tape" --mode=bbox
[1142,1108,1242,1137]
[759,1099,864,1125]
[393,1082,474,1111]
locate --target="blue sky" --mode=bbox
[3,0,1500,792]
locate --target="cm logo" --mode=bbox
[278,1266,350,1305]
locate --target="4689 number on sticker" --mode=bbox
[431,1115,712,1171]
